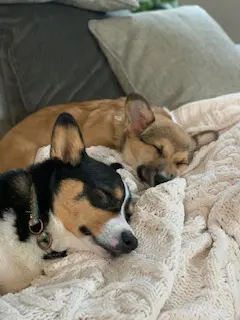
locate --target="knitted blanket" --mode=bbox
[1,93,240,320]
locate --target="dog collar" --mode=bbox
[28,183,67,260]
[28,184,53,253]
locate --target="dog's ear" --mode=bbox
[50,112,85,166]
[191,130,219,151]
[125,93,155,135]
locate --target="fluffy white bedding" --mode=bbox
[1,93,240,320]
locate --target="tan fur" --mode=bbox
[191,130,219,151]
[51,126,84,165]
[128,203,134,215]
[54,180,116,237]
[0,99,126,172]
[114,187,124,200]
[0,95,217,181]
[125,94,155,133]
[122,111,194,177]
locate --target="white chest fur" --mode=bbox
[0,211,44,294]
[0,210,106,295]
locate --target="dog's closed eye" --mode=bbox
[92,189,112,207]
[176,161,188,167]
[154,145,164,156]
[89,188,120,212]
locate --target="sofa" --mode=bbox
[0,2,240,138]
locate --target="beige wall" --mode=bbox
[180,0,240,43]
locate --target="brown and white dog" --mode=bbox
[0,113,137,295]
[0,93,218,186]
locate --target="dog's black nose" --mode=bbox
[154,173,169,185]
[137,164,157,186]
[137,165,175,186]
[121,231,138,252]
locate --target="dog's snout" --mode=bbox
[137,165,175,186]
[121,231,138,252]
[155,172,176,185]
[137,165,157,187]
[154,173,169,185]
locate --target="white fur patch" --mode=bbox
[48,215,108,257]
[0,211,43,294]
[96,182,134,249]
[0,211,108,294]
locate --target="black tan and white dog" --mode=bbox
[0,113,138,295]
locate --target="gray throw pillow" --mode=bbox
[0,0,139,11]
[89,6,240,110]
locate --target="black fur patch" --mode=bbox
[0,113,134,263]
[43,250,67,260]
[0,153,127,242]
[0,170,31,241]
[54,151,126,213]
[110,162,123,171]
[0,161,57,241]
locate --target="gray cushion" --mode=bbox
[89,6,240,110]
[0,0,139,11]
[0,3,124,125]
[0,74,12,137]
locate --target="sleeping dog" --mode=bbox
[0,113,137,295]
[0,94,218,186]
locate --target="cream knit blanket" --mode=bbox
[1,93,240,320]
